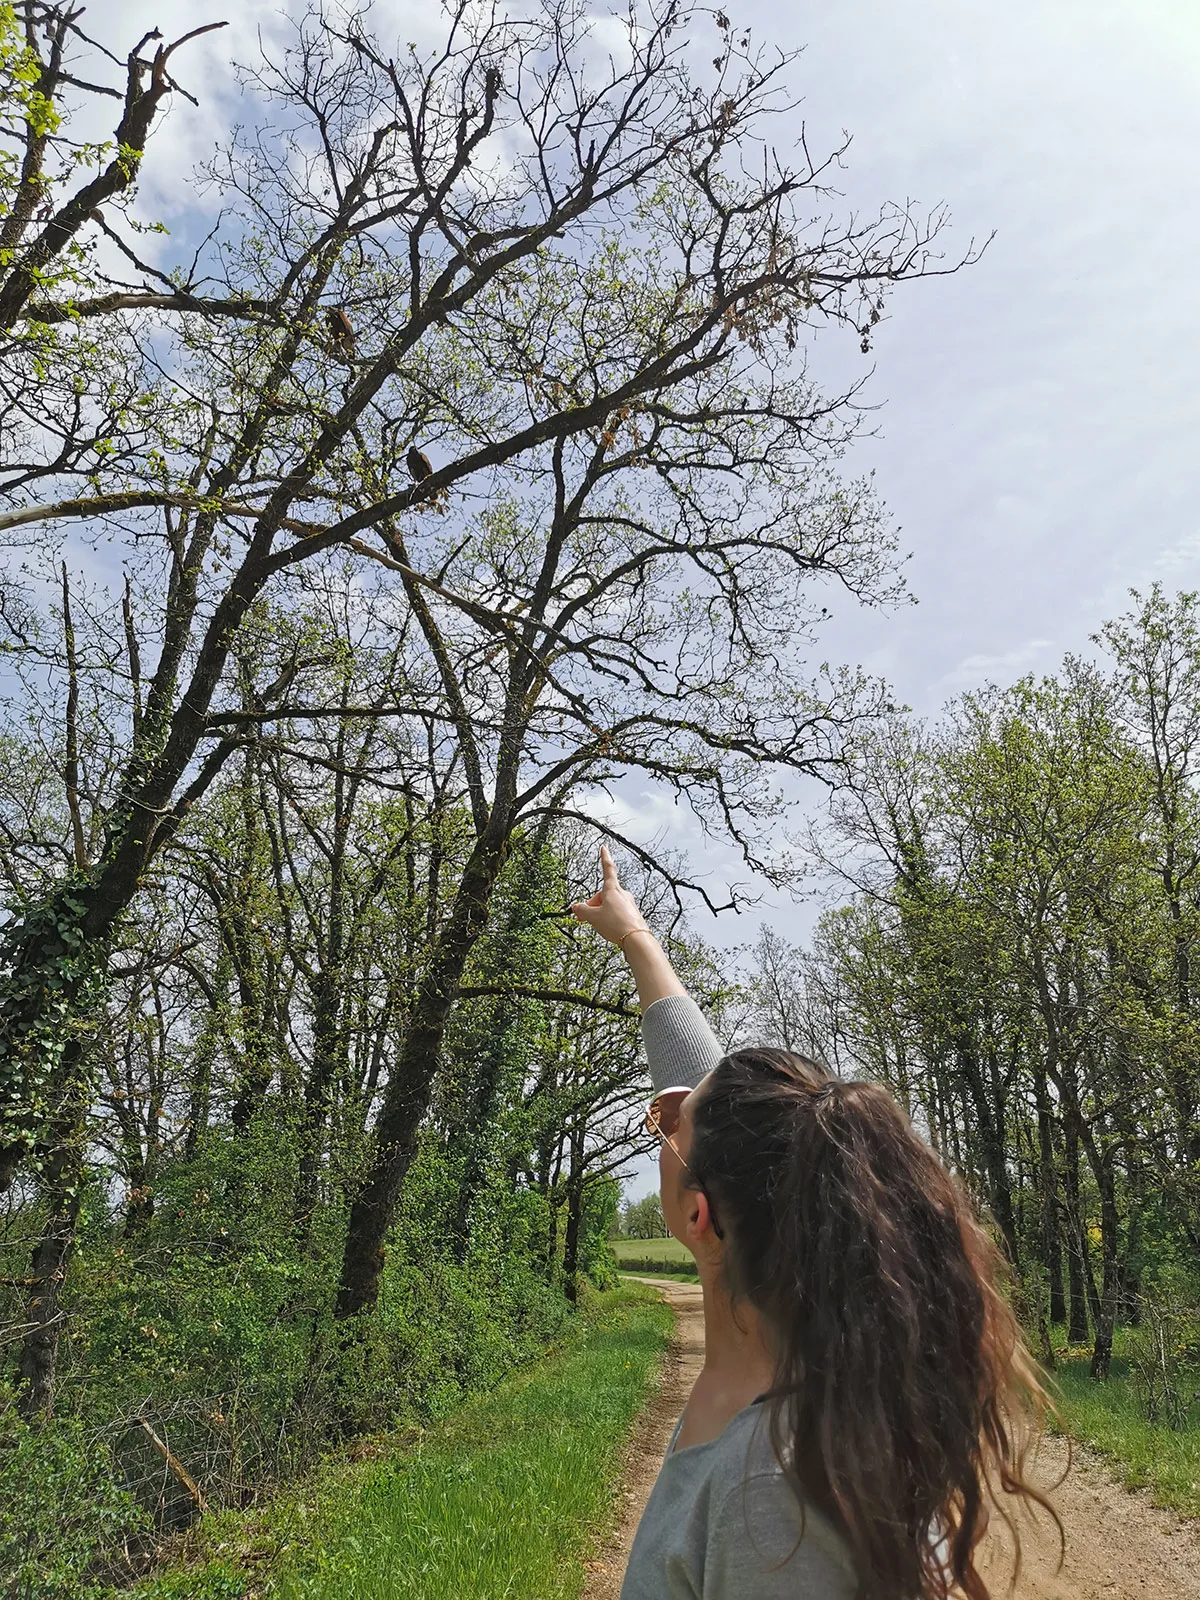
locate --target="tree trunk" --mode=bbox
[450,997,518,1261]
[1063,1117,1091,1343]
[957,1044,1020,1268]
[563,1184,583,1303]
[184,953,229,1161]
[562,1131,585,1303]
[546,1189,561,1276]
[335,825,508,1319]
[1035,1069,1066,1323]
[227,917,273,1133]
[983,1124,1020,1270]
[294,966,346,1244]
[17,1140,82,1420]
[123,1154,155,1236]
[0,883,114,1195]
[1089,1157,1121,1380]
[1118,1167,1144,1325]
[294,740,355,1243]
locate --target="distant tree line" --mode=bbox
[619,1191,667,1239]
[752,587,1200,1381]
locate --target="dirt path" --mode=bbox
[584,1280,706,1600]
[978,1431,1200,1598]
[586,1278,1200,1600]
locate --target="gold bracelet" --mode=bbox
[617,925,653,951]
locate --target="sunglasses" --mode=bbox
[644,1094,724,1240]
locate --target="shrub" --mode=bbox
[1126,1294,1200,1429]
[0,1390,147,1600]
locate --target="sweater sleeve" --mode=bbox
[641,994,725,1095]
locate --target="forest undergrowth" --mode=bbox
[119,1285,671,1600]
[1049,1323,1200,1518]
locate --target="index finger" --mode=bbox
[600,842,619,890]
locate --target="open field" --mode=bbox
[613,1237,697,1278]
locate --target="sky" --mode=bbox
[105,1,1200,1194]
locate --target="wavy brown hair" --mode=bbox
[686,1048,1064,1600]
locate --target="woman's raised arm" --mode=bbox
[571,845,723,1093]
[569,844,686,1009]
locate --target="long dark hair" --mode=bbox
[686,1048,1062,1600]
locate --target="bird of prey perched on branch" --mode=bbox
[327,307,356,361]
[406,446,433,482]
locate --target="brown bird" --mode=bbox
[326,306,356,361]
[406,446,433,482]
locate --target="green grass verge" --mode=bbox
[1046,1327,1200,1518]
[618,1267,700,1285]
[126,1285,672,1600]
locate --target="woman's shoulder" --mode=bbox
[703,1408,859,1595]
[699,1402,793,1504]
[623,1406,857,1600]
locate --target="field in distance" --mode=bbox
[614,1236,694,1269]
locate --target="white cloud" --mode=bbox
[932,638,1056,694]
[1151,532,1200,585]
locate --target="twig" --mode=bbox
[138,1417,208,1513]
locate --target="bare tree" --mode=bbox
[0,4,966,1331]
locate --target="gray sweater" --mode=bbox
[641,992,725,1095]
[622,995,858,1600]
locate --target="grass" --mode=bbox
[618,1266,700,1284]
[613,1236,692,1263]
[1044,1325,1200,1518]
[127,1284,672,1600]
[613,1237,698,1280]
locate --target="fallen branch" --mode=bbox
[137,1417,208,1514]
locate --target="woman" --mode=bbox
[572,846,1060,1600]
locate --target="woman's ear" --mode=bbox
[683,1185,717,1248]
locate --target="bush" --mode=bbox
[576,1178,620,1291]
[1,1117,602,1591]
[266,1287,673,1600]
[130,1562,250,1600]
[1126,1294,1200,1429]
[618,1258,697,1278]
[0,1391,147,1600]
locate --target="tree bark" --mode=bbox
[184,952,230,1161]
[562,1127,586,1303]
[0,883,114,1195]
[1089,1154,1121,1380]
[956,1043,1020,1268]
[17,1139,82,1419]
[335,823,509,1319]
[450,1007,512,1262]
[1035,1067,1066,1323]
[294,965,346,1244]
[1062,1115,1091,1343]
[1117,1165,1144,1325]
[563,1178,583,1304]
